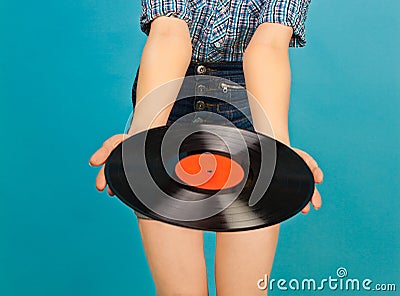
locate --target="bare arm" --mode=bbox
[128,16,192,135]
[243,22,293,146]
[243,22,322,213]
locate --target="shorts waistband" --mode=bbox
[190,61,243,66]
[187,61,244,75]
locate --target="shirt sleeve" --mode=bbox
[140,0,193,35]
[255,0,311,47]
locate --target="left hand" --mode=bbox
[292,148,324,214]
[89,134,129,196]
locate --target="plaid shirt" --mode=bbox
[140,0,311,62]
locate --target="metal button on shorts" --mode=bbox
[196,65,206,74]
[197,84,206,94]
[195,100,206,111]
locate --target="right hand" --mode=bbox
[292,147,324,214]
[89,134,129,196]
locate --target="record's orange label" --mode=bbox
[175,153,244,190]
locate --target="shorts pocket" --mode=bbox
[231,106,251,122]
[232,116,255,131]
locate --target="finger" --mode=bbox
[311,187,322,210]
[293,148,323,184]
[89,134,126,166]
[102,134,126,152]
[96,165,107,191]
[293,148,319,171]
[301,203,310,215]
[89,146,110,166]
[314,167,324,184]
[107,186,114,197]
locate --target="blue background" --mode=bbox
[1,0,399,295]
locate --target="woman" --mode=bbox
[90,0,323,295]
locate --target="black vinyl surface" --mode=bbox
[105,123,315,232]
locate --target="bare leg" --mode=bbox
[139,220,208,296]
[215,225,279,295]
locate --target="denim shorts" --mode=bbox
[130,61,255,220]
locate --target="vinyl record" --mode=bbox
[104,123,315,232]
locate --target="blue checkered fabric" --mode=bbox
[139,0,312,62]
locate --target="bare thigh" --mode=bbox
[215,224,280,296]
[138,218,208,296]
